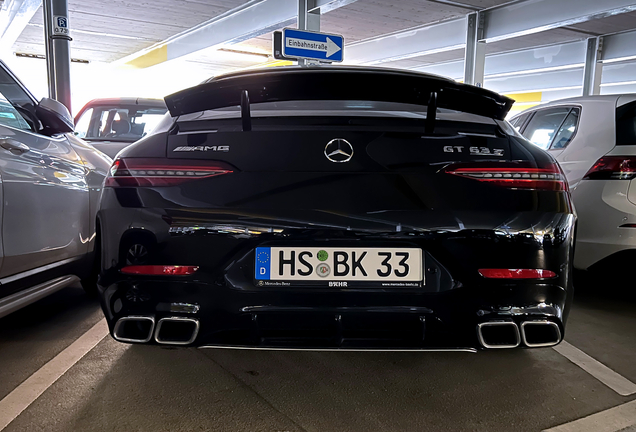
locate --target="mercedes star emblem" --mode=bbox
[324,138,354,163]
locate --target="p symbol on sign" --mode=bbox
[56,17,67,28]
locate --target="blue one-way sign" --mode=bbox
[282,28,344,63]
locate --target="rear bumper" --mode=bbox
[97,187,575,350]
[99,278,568,350]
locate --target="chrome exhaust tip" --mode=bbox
[477,321,521,349]
[113,316,155,343]
[154,317,200,345]
[521,320,561,348]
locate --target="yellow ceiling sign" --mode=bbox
[504,92,543,117]
[504,92,542,104]
[262,60,294,68]
[125,45,168,69]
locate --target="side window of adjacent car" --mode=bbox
[0,63,41,133]
[74,108,93,138]
[509,115,522,129]
[550,108,580,150]
[509,112,532,131]
[521,107,571,150]
[0,90,33,132]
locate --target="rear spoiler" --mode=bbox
[164,66,514,121]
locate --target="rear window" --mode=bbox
[617,101,636,146]
[178,100,498,125]
[181,100,461,119]
[176,100,501,136]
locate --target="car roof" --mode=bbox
[538,95,628,105]
[81,97,167,109]
[510,94,636,118]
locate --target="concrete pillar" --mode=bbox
[582,36,603,96]
[464,12,486,87]
[43,0,72,111]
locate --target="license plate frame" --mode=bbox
[254,247,423,288]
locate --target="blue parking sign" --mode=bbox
[53,15,70,35]
[282,28,344,63]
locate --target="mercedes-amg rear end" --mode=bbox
[97,67,575,351]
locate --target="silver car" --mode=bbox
[0,60,111,318]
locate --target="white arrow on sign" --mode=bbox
[285,37,342,58]
[326,37,341,57]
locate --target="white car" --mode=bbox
[0,60,111,318]
[510,95,636,272]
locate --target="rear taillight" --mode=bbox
[444,162,568,191]
[583,156,636,180]
[478,269,557,279]
[105,158,234,187]
[121,265,199,275]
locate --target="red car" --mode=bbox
[74,97,167,158]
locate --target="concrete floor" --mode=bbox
[1,283,635,432]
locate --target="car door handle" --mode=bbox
[0,137,30,154]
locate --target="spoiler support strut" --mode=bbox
[425,92,437,135]
[241,90,251,132]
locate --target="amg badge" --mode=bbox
[173,145,229,152]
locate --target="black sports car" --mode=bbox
[96,66,575,351]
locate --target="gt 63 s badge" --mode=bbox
[443,145,504,156]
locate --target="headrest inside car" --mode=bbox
[111,119,131,135]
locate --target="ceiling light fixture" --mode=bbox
[217,48,271,59]
[14,52,89,64]
[27,22,147,41]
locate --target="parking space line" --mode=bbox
[543,399,636,432]
[0,318,108,431]
[553,341,636,396]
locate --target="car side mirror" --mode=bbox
[36,97,74,134]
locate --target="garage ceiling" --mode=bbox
[3,0,636,106]
[11,0,520,64]
[9,0,636,67]
[13,0,252,62]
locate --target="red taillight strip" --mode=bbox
[121,265,199,276]
[444,162,568,191]
[105,158,234,187]
[478,269,557,279]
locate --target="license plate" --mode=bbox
[254,247,423,288]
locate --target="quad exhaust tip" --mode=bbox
[113,316,155,343]
[154,317,200,345]
[520,320,561,348]
[477,320,562,349]
[477,321,521,349]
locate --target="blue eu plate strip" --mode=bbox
[255,247,271,280]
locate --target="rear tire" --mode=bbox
[81,269,98,297]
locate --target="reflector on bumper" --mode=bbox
[121,265,199,276]
[478,269,557,279]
